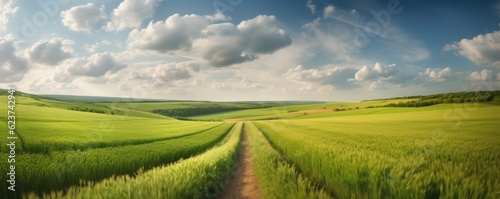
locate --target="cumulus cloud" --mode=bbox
[444,30,500,68]
[61,3,106,32]
[323,5,335,18]
[197,15,291,67]
[84,40,111,53]
[0,35,29,82]
[128,14,209,53]
[106,0,160,31]
[66,52,126,77]
[469,69,494,81]
[283,63,412,91]
[128,14,291,67]
[29,38,74,65]
[132,61,198,87]
[353,62,399,81]
[420,67,454,82]
[237,16,291,54]
[349,62,415,88]
[283,65,357,89]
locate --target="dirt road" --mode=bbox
[218,126,261,199]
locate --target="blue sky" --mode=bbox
[0,0,499,101]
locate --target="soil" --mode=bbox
[217,126,262,199]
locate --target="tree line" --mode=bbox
[383,90,500,107]
[152,106,246,117]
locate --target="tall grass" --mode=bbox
[254,106,500,198]
[27,122,243,199]
[246,122,331,199]
[0,123,234,198]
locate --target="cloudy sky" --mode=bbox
[1,0,499,101]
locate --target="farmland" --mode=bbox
[0,90,499,198]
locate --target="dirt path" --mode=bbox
[218,125,262,199]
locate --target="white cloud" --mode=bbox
[469,69,493,81]
[444,30,500,68]
[106,0,160,31]
[0,35,29,82]
[349,63,416,88]
[128,14,291,67]
[353,62,399,81]
[132,61,197,88]
[306,0,316,14]
[127,13,209,54]
[323,5,335,18]
[29,38,74,65]
[84,40,112,53]
[65,52,126,77]
[61,3,106,32]
[0,0,17,32]
[232,78,264,89]
[283,65,357,89]
[421,67,454,82]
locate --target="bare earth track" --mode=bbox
[218,125,262,199]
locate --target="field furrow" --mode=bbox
[21,122,226,154]
[0,123,235,198]
[26,122,244,199]
[253,107,500,199]
[246,122,332,199]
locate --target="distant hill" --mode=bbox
[40,94,172,103]
[0,88,57,101]
[364,90,500,107]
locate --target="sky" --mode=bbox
[0,0,499,101]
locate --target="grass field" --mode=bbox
[253,104,500,198]
[0,90,499,198]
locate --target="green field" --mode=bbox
[0,90,499,198]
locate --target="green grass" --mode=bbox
[189,99,419,121]
[28,122,243,199]
[101,101,269,112]
[1,90,499,198]
[0,122,234,197]
[254,104,500,198]
[246,122,331,199]
[0,101,223,153]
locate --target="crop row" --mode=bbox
[15,120,223,153]
[0,123,234,198]
[26,122,243,199]
[253,119,500,199]
[245,122,331,199]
